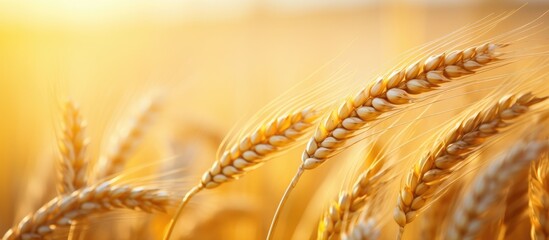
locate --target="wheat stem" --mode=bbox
[396,227,403,240]
[267,167,304,240]
[163,185,203,240]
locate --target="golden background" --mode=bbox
[0,1,547,239]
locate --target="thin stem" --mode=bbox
[163,185,203,240]
[67,222,77,240]
[68,220,87,240]
[266,167,305,240]
[397,227,404,240]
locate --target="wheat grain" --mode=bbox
[101,97,161,178]
[445,140,547,240]
[340,218,380,240]
[2,181,171,240]
[164,107,322,240]
[57,100,90,194]
[394,93,547,231]
[529,152,549,240]
[317,161,386,240]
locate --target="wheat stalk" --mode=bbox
[163,107,322,240]
[57,100,90,194]
[394,93,547,232]
[445,140,547,240]
[340,218,380,240]
[269,42,507,239]
[101,97,161,178]
[529,152,549,240]
[2,181,171,240]
[317,161,386,240]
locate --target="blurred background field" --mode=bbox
[0,1,548,239]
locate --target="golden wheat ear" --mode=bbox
[57,100,90,194]
[2,180,173,240]
[394,93,547,237]
[98,95,162,179]
[445,139,547,240]
[316,158,388,240]
[302,42,513,171]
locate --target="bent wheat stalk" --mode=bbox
[163,108,321,240]
[446,140,547,240]
[57,100,90,194]
[529,153,549,239]
[2,181,171,240]
[269,42,506,239]
[317,161,386,240]
[101,97,161,178]
[394,93,547,234]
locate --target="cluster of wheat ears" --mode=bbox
[3,11,549,240]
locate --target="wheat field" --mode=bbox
[1,1,549,240]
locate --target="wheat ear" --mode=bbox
[445,140,547,240]
[341,218,380,240]
[269,42,506,240]
[317,161,386,240]
[57,100,90,194]
[529,152,549,239]
[2,181,171,240]
[163,108,321,240]
[394,93,547,232]
[302,43,505,170]
[101,97,161,178]
[200,107,321,189]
